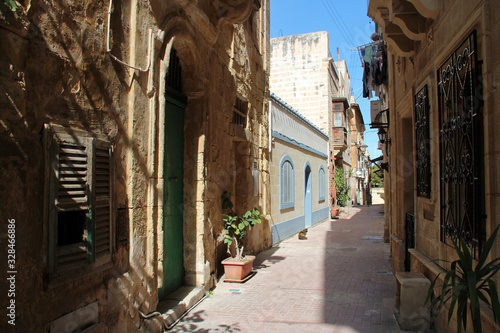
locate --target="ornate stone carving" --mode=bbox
[213,0,261,25]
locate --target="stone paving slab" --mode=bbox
[169,205,403,333]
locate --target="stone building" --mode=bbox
[269,93,329,244]
[368,0,500,331]
[270,32,359,214]
[0,0,270,331]
[348,98,369,206]
[270,32,338,136]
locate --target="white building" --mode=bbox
[269,94,330,244]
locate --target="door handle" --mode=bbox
[169,176,178,181]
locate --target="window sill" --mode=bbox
[45,260,114,291]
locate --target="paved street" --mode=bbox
[170,205,401,332]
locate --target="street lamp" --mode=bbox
[377,127,391,144]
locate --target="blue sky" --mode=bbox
[270,0,381,160]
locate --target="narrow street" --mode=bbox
[168,205,401,332]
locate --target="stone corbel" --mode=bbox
[213,0,261,25]
[406,0,440,19]
[391,0,427,41]
[385,22,415,56]
[367,0,391,27]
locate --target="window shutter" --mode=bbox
[92,139,112,262]
[319,167,325,200]
[56,142,88,210]
[52,137,90,270]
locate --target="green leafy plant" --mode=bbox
[426,225,500,333]
[221,191,264,261]
[370,165,384,187]
[3,0,18,12]
[333,169,350,207]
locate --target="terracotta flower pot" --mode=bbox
[222,255,256,280]
[331,208,340,218]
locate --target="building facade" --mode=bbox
[0,0,270,331]
[269,94,330,244]
[270,32,339,136]
[270,32,361,214]
[349,99,370,206]
[368,0,500,331]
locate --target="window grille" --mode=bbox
[437,30,484,257]
[232,97,247,127]
[166,48,182,92]
[415,84,431,197]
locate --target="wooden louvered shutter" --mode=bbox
[56,142,88,210]
[92,139,112,264]
[52,137,91,271]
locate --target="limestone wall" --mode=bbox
[270,32,334,136]
[0,0,270,331]
[369,0,500,331]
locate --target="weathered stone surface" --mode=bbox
[0,0,270,331]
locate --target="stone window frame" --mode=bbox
[279,155,295,210]
[318,165,326,202]
[45,124,114,276]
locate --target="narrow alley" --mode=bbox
[164,205,401,333]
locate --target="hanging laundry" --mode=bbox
[363,61,372,98]
[363,45,374,63]
[381,46,388,85]
[373,57,383,86]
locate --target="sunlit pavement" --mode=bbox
[169,205,403,332]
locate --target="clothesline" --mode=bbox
[356,40,384,66]
[350,39,382,52]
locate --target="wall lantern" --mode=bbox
[377,127,391,145]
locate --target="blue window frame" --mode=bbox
[318,165,326,201]
[280,156,294,209]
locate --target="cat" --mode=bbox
[298,228,308,240]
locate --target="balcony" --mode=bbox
[367,0,441,56]
[332,126,348,151]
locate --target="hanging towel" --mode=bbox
[363,45,374,62]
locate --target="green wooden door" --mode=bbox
[159,96,185,299]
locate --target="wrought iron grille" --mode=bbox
[404,213,415,272]
[437,30,484,257]
[232,97,247,127]
[166,48,182,92]
[415,84,431,197]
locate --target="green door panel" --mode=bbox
[159,97,185,299]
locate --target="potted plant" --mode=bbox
[221,191,264,281]
[426,225,500,333]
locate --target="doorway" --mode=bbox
[159,49,186,299]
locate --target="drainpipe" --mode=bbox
[106,0,151,72]
[139,294,208,331]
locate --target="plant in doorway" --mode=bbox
[221,191,264,281]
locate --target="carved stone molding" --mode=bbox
[407,0,440,19]
[213,0,261,25]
